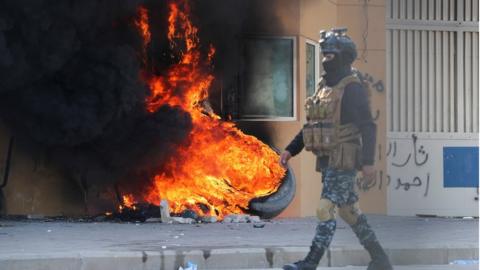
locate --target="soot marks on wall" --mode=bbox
[0,0,288,214]
[0,0,194,212]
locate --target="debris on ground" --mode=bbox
[160,199,171,223]
[169,217,195,224]
[253,223,265,228]
[449,259,479,265]
[178,261,197,270]
[200,216,217,223]
[222,214,262,223]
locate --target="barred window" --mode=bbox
[387,0,479,133]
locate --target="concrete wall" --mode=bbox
[296,0,339,217]
[337,0,387,214]
[387,134,479,217]
[0,121,84,216]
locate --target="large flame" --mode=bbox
[134,1,286,218]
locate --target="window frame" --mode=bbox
[305,39,320,98]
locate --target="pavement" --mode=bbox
[0,215,477,270]
[225,267,479,270]
[231,267,479,270]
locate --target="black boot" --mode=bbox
[282,244,325,270]
[365,240,393,270]
[283,219,335,270]
[350,215,393,270]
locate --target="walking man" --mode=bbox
[280,28,393,270]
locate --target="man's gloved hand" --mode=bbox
[279,151,292,169]
[359,165,376,188]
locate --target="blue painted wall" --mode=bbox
[443,147,479,188]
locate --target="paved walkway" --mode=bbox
[228,267,479,270]
[0,215,477,270]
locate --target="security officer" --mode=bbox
[280,28,392,270]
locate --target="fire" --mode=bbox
[123,194,136,209]
[135,6,151,48]
[134,0,286,218]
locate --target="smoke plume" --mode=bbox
[0,0,282,211]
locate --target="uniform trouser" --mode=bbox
[312,168,378,250]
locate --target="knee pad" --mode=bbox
[316,198,336,221]
[338,202,362,225]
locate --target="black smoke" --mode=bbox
[0,0,192,207]
[0,0,284,213]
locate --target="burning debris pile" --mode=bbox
[136,1,286,219]
[98,199,264,225]
[0,0,291,221]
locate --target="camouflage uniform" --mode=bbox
[312,168,379,250]
[321,168,358,206]
[310,168,357,249]
[283,28,392,270]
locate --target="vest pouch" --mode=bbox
[329,142,360,171]
[311,102,319,119]
[305,98,315,120]
[321,127,336,150]
[312,125,322,150]
[302,125,315,151]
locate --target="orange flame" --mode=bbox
[134,1,286,218]
[123,194,136,208]
[135,6,151,49]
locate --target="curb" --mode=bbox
[0,246,478,270]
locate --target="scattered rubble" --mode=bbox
[181,209,198,220]
[145,218,162,223]
[27,214,45,219]
[160,200,171,223]
[222,214,262,223]
[248,215,261,223]
[169,217,195,224]
[8,200,266,225]
[178,261,197,270]
[200,215,217,223]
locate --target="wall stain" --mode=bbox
[265,247,274,268]
[202,249,211,260]
[174,250,186,270]
[160,251,165,270]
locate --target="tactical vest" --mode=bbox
[302,74,362,171]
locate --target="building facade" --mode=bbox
[0,0,478,218]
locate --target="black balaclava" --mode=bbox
[322,55,352,86]
[319,28,357,86]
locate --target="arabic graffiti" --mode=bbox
[372,110,380,121]
[378,144,382,161]
[356,170,389,192]
[358,71,382,122]
[357,134,432,197]
[359,72,385,93]
[387,134,431,197]
[412,134,429,166]
[395,174,430,197]
[356,171,378,192]
[387,134,429,168]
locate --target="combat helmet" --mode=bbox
[319,28,357,65]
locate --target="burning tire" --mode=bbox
[248,165,295,219]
